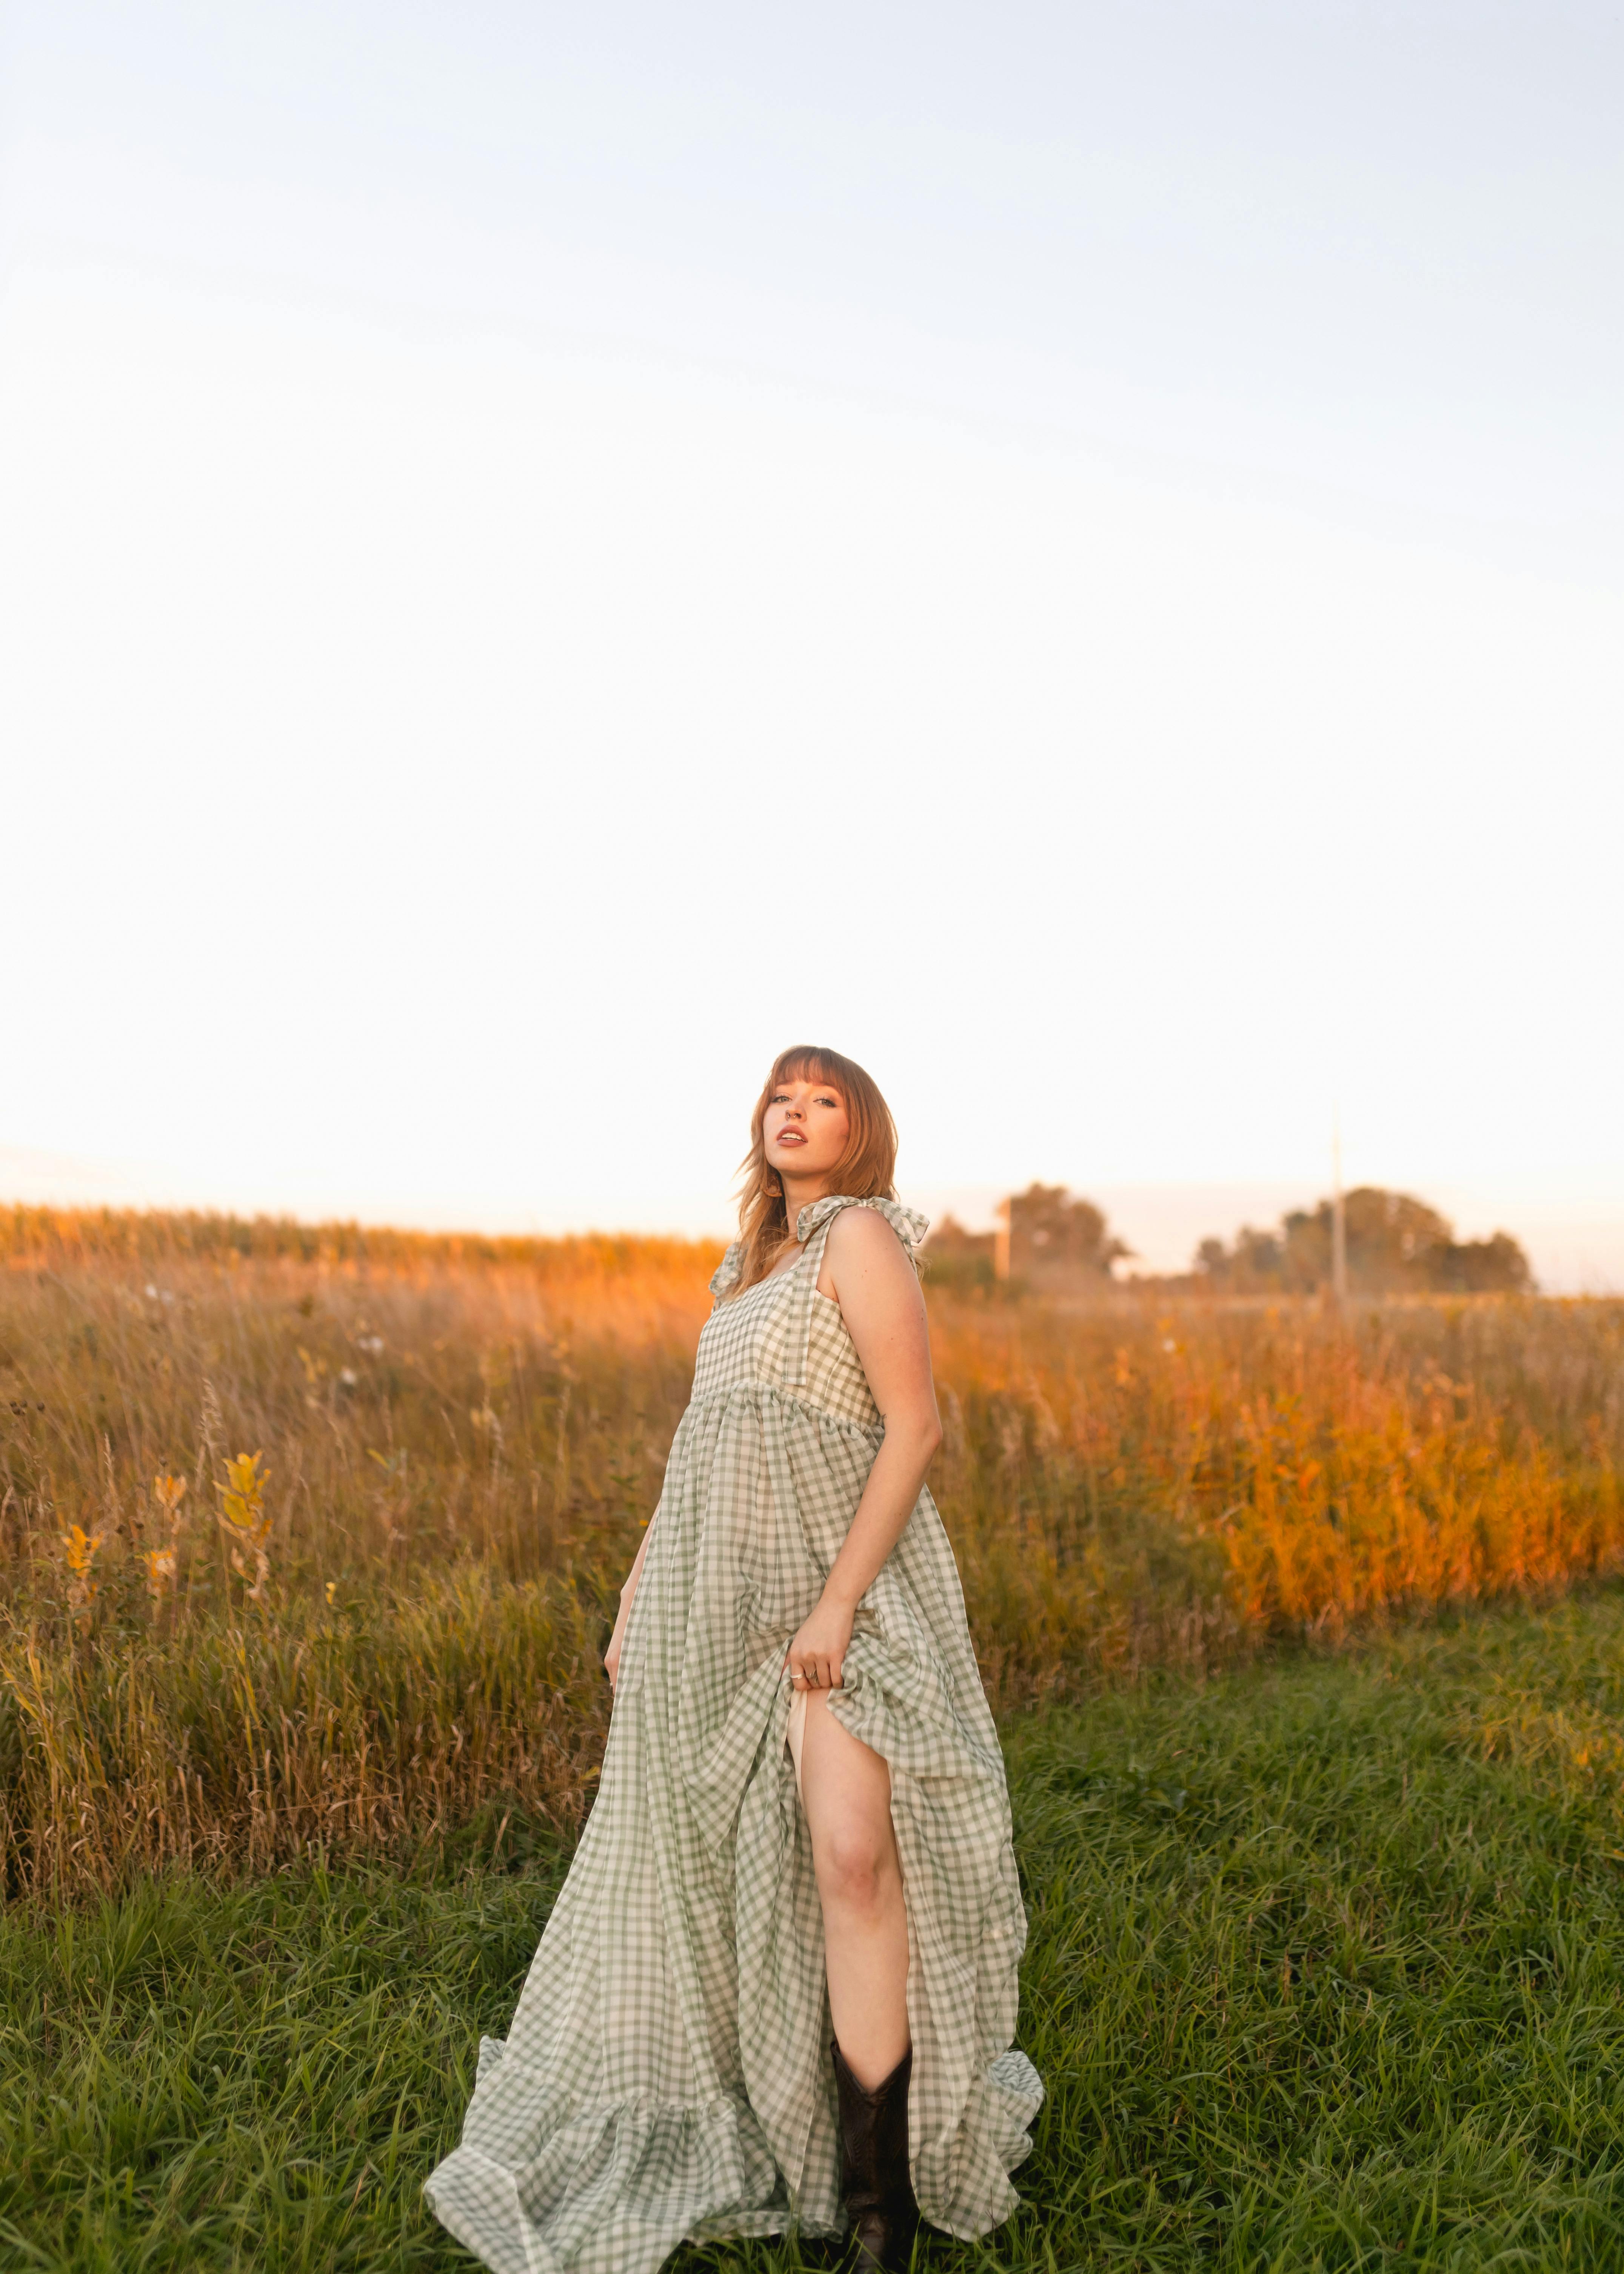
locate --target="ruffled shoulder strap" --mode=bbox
[779,1195,929,1391]
[794,1194,930,1253]
[708,1239,746,1301]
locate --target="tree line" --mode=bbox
[927,1183,1533,1295]
[1195,1187,1532,1295]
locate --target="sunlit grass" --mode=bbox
[12,1593,1624,2269]
[1,1206,1621,1895]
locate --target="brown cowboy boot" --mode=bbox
[831,2038,922,2272]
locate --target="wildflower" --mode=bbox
[61,1522,105,1630]
[62,1521,102,1572]
[360,1334,385,1355]
[325,1579,337,1606]
[217,1450,273,1603]
[338,1367,358,1389]
[152,1472,186,1528]
[134,1473,188,1618]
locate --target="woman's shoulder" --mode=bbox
[824,1205,899,1260]
[819,1196,930,1267]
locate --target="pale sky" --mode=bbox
[3,5,1621,1284]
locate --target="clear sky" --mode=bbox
[3,5,1621,1282]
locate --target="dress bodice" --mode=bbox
[693,1196,928,1429]
[690,1263,876,1426]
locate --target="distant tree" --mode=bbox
[1286,1188,1455,1293]
[1006,1184,1132,1283]
[1195,1188,1532,1295]
[1196,1225,1292,1291]
[926,1214,993,1258]
[1430,1233,1534,1295]
[922,1214,997,1293]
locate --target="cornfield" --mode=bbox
[2,1204,1620,1898]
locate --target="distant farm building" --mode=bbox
[925,1183,1131,1291]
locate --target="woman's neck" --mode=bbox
[777,1171,835,1243]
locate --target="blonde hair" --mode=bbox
[730,1046,899,1295]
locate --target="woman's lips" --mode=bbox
[775,1131,807,1145]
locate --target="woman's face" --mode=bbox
[762,1075,850,1188]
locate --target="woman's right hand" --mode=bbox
[605,1601,631,1688]
[605,1516,657,1690]
[604,1581,637,1688]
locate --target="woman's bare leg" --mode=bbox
[799,1690,910,2088]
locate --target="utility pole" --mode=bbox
[1331,1114,1348,1308]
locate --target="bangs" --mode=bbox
[770,1048,848,1098]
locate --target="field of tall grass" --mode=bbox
[17,1591,1624,2270]
[2,1204,1621,1901]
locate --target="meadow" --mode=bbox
[1,1204,1621,1898]
[12,1594,1624,2269]
[6,1206,1624,2271]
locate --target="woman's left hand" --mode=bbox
[787,1593,856,1692]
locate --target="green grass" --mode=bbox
[11,1592,1624,2271]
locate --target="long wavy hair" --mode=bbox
[730,1046,900,1296]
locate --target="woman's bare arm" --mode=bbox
[604,1512,657,1688]
[786,1209,942,1692]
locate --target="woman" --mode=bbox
[425,1047,1041,2274]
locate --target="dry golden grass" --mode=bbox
[2,1205,1620,1897]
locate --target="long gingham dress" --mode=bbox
[425,1195,1042,2274]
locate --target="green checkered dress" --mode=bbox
[425,1196,1042,2274]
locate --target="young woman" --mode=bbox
[426,1048,1041,2274]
